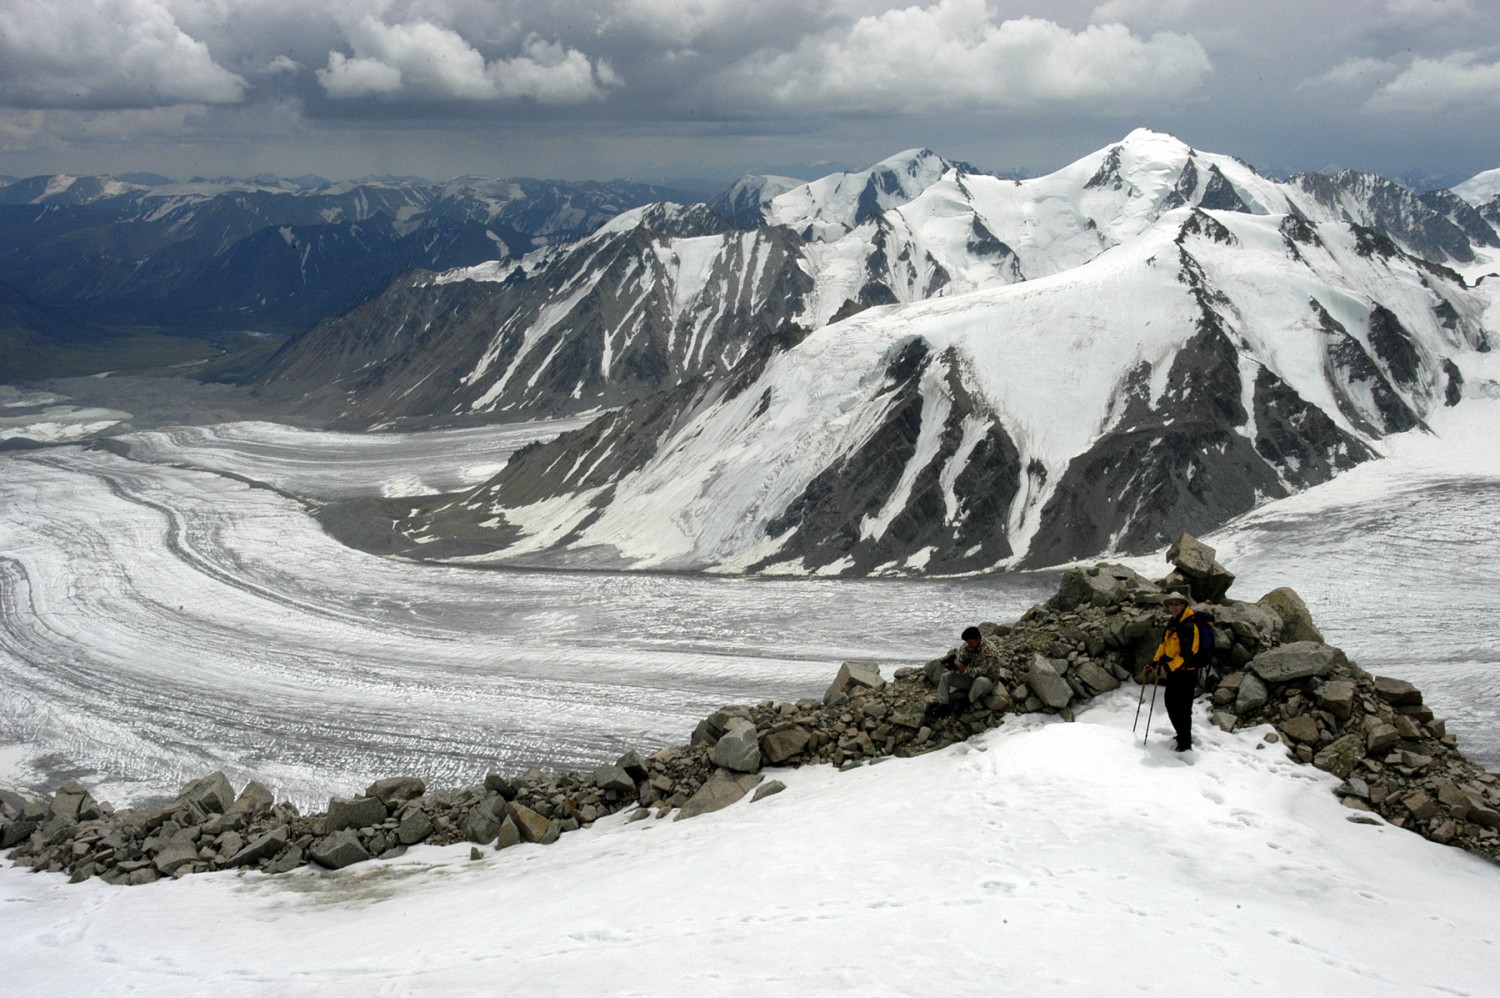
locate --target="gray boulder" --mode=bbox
[310,829,370,869]
[326,795,386,833]
[365,777,425,807]
[176,772,235,815]
[1373,677,1422,706]
[226,781,275,818]
[1313,680,1357,720]
[676,769,764,820]
[1235,673,1270,714]
[1047,563,1157,611]
[1257,587,1323,644]
[1166,534,1235,602]
[1073,660,1120,695]
[593,763,637,795]
[1313,735,1366,778]
[1248,642,1347,683]
[461,807,501,845]
[152,832,200,875]
[710,718,762,773]
[1366,721,1400,754]
[49,781,101,821]
[1026,654,1073,710]
[751,780,787,803]
[760,726,811,765]
[1210,601,1281,652]
[824,661,884,704]
[226,826,289,868]
[396,805,433,845]
[502,802,551,843]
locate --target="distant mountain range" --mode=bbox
[0,172,701,370]
[261,129,1498,573]
[8,134,1500,574]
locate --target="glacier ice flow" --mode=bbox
[2,389,1499,813]
[0,418,1054,810]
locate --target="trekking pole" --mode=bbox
[1142,668,1160,746]
[1132,671,1150,732]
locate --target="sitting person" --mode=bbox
[924,625,1000,708]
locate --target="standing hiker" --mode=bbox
[1149,593,1210,752]
[924,626,1000,710]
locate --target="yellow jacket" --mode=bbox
[1153,608,1205,672]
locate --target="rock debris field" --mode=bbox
[3,535,1496,886]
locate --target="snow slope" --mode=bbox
[445,203,1484,573]
[3,691,1496,996]
[1453,167,1500,206]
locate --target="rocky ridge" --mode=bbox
[3,535,1496,885]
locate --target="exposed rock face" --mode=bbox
[5,546,1497,884]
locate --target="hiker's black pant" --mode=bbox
[1164,668,1198,749]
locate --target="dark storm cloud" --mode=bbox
[0,1,1496,182]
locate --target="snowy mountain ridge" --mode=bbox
[255,130,1498,428]
[406,199,1488,573]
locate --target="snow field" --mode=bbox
[3,690,1496,996]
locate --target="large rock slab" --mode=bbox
[310,829,370,869]
[1373,677,1422,706]
[1235,673,1269,714]
[1073,660,1120,695]
[1027,654,1074,710]
[1047,563,1157,611]
[1313,734,1365,778]
[676,770,764,820]
[152,832,201,875]
[1248,642,1347,683]
[824,661,884,704]
[710,718,762,773]
[226,781,275,818]
[326,796,386,833]
[1166,534,1235,602]
[593,763,637,794]
[502,802,551,843]
[760,726,811,765]
[226,826,289,868]
[176,772,235,815]
[365,777,425,807]
[1256,587,1323,644]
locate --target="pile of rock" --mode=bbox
[1209,645,1500,849]
[4,535,1496,883]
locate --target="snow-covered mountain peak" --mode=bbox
[765,148,963,240]
[1452,167,1500,207]
[707,173,805,228]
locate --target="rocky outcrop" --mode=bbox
[4,534,1496,884]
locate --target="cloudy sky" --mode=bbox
[1,0,1497,187]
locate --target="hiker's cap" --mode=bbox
[1163,592,1189,604]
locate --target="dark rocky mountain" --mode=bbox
[386,192,1490,573]
[252,132,1500,435]
[0,173,697,340]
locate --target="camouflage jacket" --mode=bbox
[952,638,1003,680]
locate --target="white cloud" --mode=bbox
[317,18,622,103]
[261,55,302,76]
[0,0,246,109]
[717,0,1211,113]
[1300,56,1391,91]
[1363,50,1500,112]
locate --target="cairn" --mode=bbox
[3,535,1496,884]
